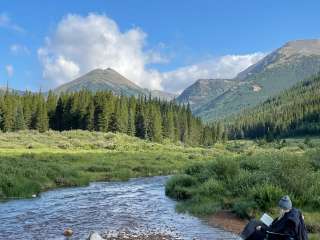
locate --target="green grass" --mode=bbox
[166,138,320,234]
[0,130,221,200]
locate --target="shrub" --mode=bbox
[240,157,260,171]
[165,175,198,200]
[199,178,225,196]
[185,162,206,176]
[272,155,313,197]
[232,200,258,219]
[231,170,261,196]
[185,161,217,183]
[214,157,240,180]
[250,184,284,211]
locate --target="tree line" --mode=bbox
[0,90,227,146]
[226,74,320,140]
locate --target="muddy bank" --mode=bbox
[206,211,247,235]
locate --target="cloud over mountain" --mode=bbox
[38,13,164,89]
[38,13,264,92]
[160,53,265,93]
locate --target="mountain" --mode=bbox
[177,39,320,121]
[176,78,237,109]
[228,73,320,139]
[54,68,145,96]
[53,68,176,101]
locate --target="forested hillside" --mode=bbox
[227,74,320,139]
[0,90,226,146]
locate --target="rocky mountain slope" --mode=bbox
[176,79,237,109]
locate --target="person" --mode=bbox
[241,195,307,240]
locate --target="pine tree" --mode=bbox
[116,96,128,132]
[23,98,32,129]
[47,90,57,129]
[150,105,162,142]
[85,100,95,131]
[2,94,14,132]
[162,109,175,141]
[135,104,145,139]
[108,112,119,132]
[179,111,189,143]
[14,104,25,131]
[35,101,49,132]
[54,97,64,131]
[127,108,135,136]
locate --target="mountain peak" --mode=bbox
[54,68,142,95]
[236,38,320,81]
[53,68,176,100]
[105,67,117,72]
[280,39,320,56]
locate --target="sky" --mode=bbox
[1,0,320,93]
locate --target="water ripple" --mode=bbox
[0,176,239,240]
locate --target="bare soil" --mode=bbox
[206,210,248,235]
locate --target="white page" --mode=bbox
[260,213,273,227]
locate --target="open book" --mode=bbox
[260,213,274,227]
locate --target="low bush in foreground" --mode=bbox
[165,148,320,234]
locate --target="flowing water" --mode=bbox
[0,176,239,240]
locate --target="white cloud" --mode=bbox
[0,13,24,32]
[38,13,164,89]
[10,44,30,55]
[38,13,265,92]
[5,65,14,77]
[161,53,266,93]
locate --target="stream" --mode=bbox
[0,176,239,240]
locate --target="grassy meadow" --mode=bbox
[165,137,320,238]
[0,130,224,200]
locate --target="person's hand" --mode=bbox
[256,226,262,231]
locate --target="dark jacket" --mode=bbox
[241,208,302,240]
[266,208,301,240]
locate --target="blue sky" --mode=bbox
[1,0,320,92]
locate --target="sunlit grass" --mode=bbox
[0,130,218,200]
